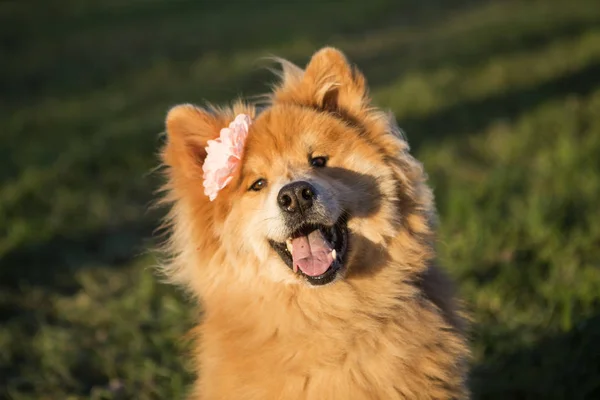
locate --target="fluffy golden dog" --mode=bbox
[160,47,470,399]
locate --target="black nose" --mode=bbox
[277,181,316,214]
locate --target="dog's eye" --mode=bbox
[249,178,267,191]
[310,156,328,168]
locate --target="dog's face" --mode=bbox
[163,48,426,288]
[224,105,396,286]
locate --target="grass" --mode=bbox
[1,0,600,398]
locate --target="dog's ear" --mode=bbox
[303,47,368,114]
[162,104,223,178]
[272,47,369,117]
[163,102,255,180]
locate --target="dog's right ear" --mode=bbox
[163,104,222,178]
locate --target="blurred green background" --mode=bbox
[2,0,600,399]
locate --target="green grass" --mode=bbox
[2,0,600,398]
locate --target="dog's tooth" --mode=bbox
[293,264,298,273]
[286,239,293,253]
[332,249,337,260]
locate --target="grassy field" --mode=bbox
[2,0,600,398]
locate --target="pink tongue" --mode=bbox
[291,230,334,277]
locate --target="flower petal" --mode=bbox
[202,113,252,201]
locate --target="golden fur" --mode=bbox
[159,47,470,399]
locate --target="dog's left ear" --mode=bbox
[272,47,369,117]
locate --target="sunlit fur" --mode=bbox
[159,47,470,399]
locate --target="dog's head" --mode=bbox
[162,48,433,288]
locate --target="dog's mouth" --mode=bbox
[269,217,348,286]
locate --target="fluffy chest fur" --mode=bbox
[186,267,468,400]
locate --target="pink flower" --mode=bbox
[202,114,252,201]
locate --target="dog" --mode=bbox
[159,47,470,399]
